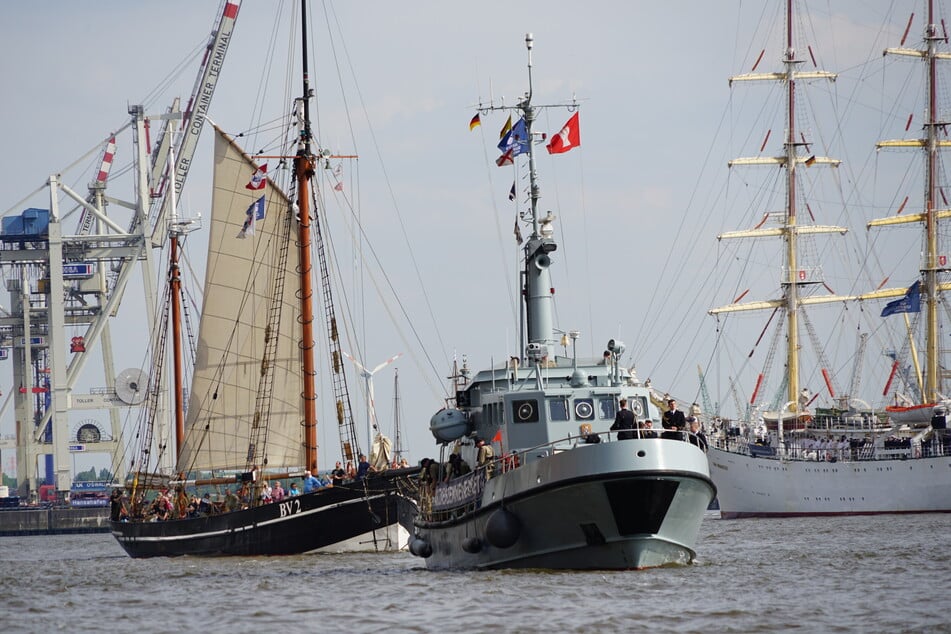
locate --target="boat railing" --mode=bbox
[711,433,951,461]
[418,427,709,522]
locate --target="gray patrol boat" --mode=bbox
[407,34,715,570]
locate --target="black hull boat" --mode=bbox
[110,0,418,557]
[112,474,410,558]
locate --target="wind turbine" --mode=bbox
[343,351,403,455]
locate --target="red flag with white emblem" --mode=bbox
[546,112,580,154]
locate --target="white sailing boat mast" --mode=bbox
[710,0,846,417]
[869,0,951,405]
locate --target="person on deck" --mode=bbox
[260,481,272,503]
[199,493,214,514]
[109,488,125,522]
[418,458,435,493]
[581,424,602,444]
[444,453,471,481]
[331,461,346,485]
[475,437,496,477]
[662,399,686,440]
[689,419,707,451]
[288,482,301,496]
[271,481,285,502]
[224,488,240,512]
[356,454,371,480]
[610,398,636,440]
[302,471,322,493]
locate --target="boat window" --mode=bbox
[513,399,539,423]
[550,398,569,421]
[485,402,496,425]
[574,398,594,420]
[599,398,616,419]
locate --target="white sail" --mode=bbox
[177,127,305,472]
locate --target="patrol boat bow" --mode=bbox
[407,34,715,570]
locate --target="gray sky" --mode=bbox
[0,1,932,472]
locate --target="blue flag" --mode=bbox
[497,117,529,157]
[237,195,266,239]
[881,280,921,317]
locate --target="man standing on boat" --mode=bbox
[476,437,496,476]
[662,399,686,439]
[302,471,322,493]
[356,454,371,480]
[611,399,636,440]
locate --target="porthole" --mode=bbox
[574,399,594,420]
[513,399,539,423]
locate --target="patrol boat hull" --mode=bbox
[412,438,714,570]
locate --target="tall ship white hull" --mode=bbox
[704,1,951,522]
[708,442,951,518]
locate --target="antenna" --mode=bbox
[392,369,404,463]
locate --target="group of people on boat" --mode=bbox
[109,451,402,522]
[714,429,951,462]
[604,398,707,450]
[417,436,505,491]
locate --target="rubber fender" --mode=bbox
[461,536,482,553]
[409,537,432,558]
[485,508,521,548]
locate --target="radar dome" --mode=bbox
[429,408,470,443]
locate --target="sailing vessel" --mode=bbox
[705,0,951,518]
[111,0,413,557]
[406,34,715,570]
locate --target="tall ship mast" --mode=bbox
[110,0,415,558]
[705,0,951,519]
[870,0,951,422]
[710,0,846,430]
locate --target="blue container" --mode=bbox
[1,216,23,236]
[20,208,50,236]
[1,208,49,241]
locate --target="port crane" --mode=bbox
[3,1,242,499]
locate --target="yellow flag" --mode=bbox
[499,115,512,139]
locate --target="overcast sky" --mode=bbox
[0,1,936,473]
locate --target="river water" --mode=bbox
[0,512,947,633]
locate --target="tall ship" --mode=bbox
[406,34,715,570]
[705,0,951,518]
[111,0,414,557]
